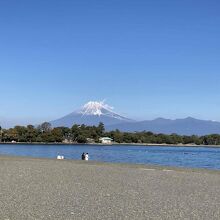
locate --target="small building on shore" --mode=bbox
[99,137,113,144]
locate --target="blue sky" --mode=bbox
[0,0,220,126]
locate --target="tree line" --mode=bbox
[0,122,220,145]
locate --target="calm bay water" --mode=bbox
[1,144,220,170]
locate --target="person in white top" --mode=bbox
[57,155,64,160]
[85,153,89,161]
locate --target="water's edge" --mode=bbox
[1,154,220,174]
[1,144,220,170]
[1,142,220,148]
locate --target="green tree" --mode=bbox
[26,125,37,142]
[0,126,2,142]
[77,135,87,143]
[51,128,63,142]
[39,122,52,133]
[97,122,105,136]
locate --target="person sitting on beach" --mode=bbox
[85,153,89,161]
[81,152,85,160]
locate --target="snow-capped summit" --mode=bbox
[79,101,130,121]
[50,101,133,128]
[80,101,112,116]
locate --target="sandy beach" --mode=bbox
[0,156,220,220]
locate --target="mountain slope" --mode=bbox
[106,117,220,136]
[50,101,220,135]
[50,101,133,127]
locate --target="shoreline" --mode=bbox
[1,141,220,148]
[0,154,220,174]
[0,154,220,173]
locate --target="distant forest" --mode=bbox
[0,122,220,145]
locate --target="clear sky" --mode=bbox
[0,0,220,126]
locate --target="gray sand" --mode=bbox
[0,156,220,220]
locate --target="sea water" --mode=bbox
[0,144,220,170]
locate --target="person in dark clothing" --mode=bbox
[81,152,85,160]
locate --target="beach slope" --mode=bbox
[0,156,220,219]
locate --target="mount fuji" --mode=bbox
[50,101,133,128]
[50,101,220,135]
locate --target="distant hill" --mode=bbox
[106,117,220,136]
[50,101,220,136]
[50,101,133,127]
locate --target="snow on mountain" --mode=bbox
[80,101,111,116]
[50,101,133,128]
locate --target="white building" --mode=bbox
[99,137,113,144]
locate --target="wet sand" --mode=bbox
[0,155,220,219]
